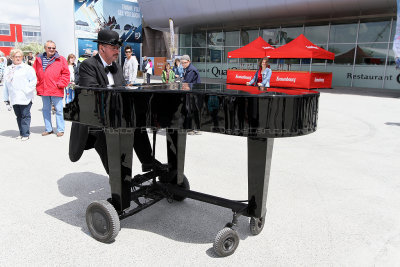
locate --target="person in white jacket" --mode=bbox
[123,45,138,85]
[3,49,37,141]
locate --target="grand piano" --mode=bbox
[64,82,319,256]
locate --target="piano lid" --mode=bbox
[76,82,319,97]
[66,82,320,138]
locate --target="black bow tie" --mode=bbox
[104,64,116,74]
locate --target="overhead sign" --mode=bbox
[74,0,142,43]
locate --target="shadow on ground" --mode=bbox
[45,172,251,246]
[385,122,400,126]
[0,126,46,137]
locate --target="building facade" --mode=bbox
[139,0,399,89]
[0,23,42,56]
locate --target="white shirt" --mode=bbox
[145,62,153,75]
[99,54,114,86]
[123,56,138,83]
[68,65,75,82]
[3,63,37,105]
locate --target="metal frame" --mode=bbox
[106,130,274,221]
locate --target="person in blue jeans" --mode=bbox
[3,49,37,141]
[33,40,70,137]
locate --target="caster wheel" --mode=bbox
[86,200,120,243]
[172,175,190,201]
[213,227,240,257]
[250,215,265,235]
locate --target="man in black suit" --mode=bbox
[69,29,155,173]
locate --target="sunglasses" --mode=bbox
[47,47,56,50]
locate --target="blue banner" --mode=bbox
[74,0,142,43]
[103,0,142,43]
[77,38,98,57]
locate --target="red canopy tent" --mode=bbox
[266,34,334,60]
[228,36,275,58]
[226,35,334,89]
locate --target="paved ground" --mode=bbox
[1,78,400,266]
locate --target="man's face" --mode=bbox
[45,42,56,57]
[125,49,132,58]
[100,44,120,64]
[181,60,190,69]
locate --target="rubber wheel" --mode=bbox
[250,215,265,235]
[213,227,240,257]
[86,200,120,243]
[172,175,190,201]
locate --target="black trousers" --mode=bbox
[146,73,151,84]
[91,129,153,174]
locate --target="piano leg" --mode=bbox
[247,137,274,218]
[166,130,187,185]
[105,130,134,212]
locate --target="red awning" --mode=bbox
[228,36,275,58]
[266,34,335,60]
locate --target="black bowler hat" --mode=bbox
[94,29,122,46]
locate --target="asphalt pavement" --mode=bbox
[1,78,400,266]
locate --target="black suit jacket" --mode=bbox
[69,54,125,162]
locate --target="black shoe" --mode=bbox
[142,159,168,172]
[142,162,153,172]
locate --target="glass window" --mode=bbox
[240,29,259,46]
[192,32,206,47]
[277,27,304,45]
[387,44,396,65]
[355,43,388,65]
[390,19,396,42]
[329,44,356,64]
[224,31,239,46]
[192,48,206,62]
[304,25,329,45]
[358,21,391,43]
[224,47,240,63]
[329,23,358,43]
[207,31,224,47]
[208,48,222,63]
[262,28,279,46]
[179,48,191,58]
[179,33,191,47]
[382,50,399,89]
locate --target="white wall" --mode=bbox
[38,0,75,58]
